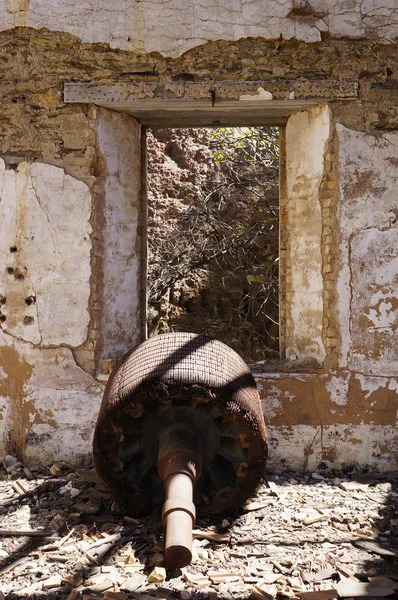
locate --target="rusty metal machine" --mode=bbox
[93,332,267,568]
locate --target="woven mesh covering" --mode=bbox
[93,332,267,514]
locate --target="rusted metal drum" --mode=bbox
[93,332,267,567]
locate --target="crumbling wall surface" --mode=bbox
[336,126,398,376]
[0,19,398,467]
[0,158,105,462]
[96,109,142,366]
[282,104,329,363]
[0,0,398,56]
[258,371,398,471]
[258,122,398,472]
[0,159,91,346]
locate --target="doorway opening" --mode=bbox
[146,126,279,364]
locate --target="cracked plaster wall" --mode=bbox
[256,123,398,471]
[97,109,142,366]
[282,104,329,362]
[1,0,398,57]
[336,125,398,376]
[0,159,104,462]
[0,14,398,468]
[257,371,398,471]
[0,159,92,347]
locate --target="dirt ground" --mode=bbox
[1,458,398,600]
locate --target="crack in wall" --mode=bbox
[302,427,321,469]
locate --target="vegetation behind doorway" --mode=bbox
[147,126,279,363]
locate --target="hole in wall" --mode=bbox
[0,315,6,323]
[9,246,17,253]
[23,316,35,326]
[146,126,280,363]
[25,296,36,306]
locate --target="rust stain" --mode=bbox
[346,169,387,198]
[259,371,398,428]
[322,446,337,462]
[0,346,33,456]
[0,347,58,454]
[28,401,57,429]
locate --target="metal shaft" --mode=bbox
[163,471,195,568]
[158,422,202,569]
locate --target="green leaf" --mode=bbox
[247,274,265,283]
[232,226,249,237]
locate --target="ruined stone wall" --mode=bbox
[0,1,397,469]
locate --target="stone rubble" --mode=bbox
[1,457,398,599]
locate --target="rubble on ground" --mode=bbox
[1,456,398,599]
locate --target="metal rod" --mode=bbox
[163,471,195,568]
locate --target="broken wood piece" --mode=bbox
[313,568,336,582]
[0,528,54,537]
[335,580,395,597]
[353,540,398,557]
[271,560,288,574]
[86,532,123,550]
[121,573,146,592]
[340,481,369,492]
[208,571,241,584]
[80,547,100,564]
[47,552,69,562]
[147,566,166,583]
[355,529,374,538]
[11,480,28,495]
[244,500,274,512]
[296,591,338,600]
[303,514,328,525]
[84,574,114,592]
[301,571,315,584]
[58,527,76,548]
[183,572,211,587]
[192,529,230,542]
[258,572,283,584]
[251,586,275,600]
[335,564,359,581]
[42,574,63,589]
[64,572,84,588]
[266,481,280,497]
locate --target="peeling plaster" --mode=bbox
[0,330,104,461]
[350,226,398,374]
[284,104,330,361]
[355,373,398,401]
[260,385,286,420]
[326,373,349,406]
[97,108,142,363]
[336,125,398,374]
[267,423,398,471]
[0,159,92,348]
[267,425,323,471]
[257,369,398,469]
[0,159,100,459]
[239,87,273,101]
[0,1,397,57]
[0,8,397,469]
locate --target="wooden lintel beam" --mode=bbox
[63,79,358,105]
